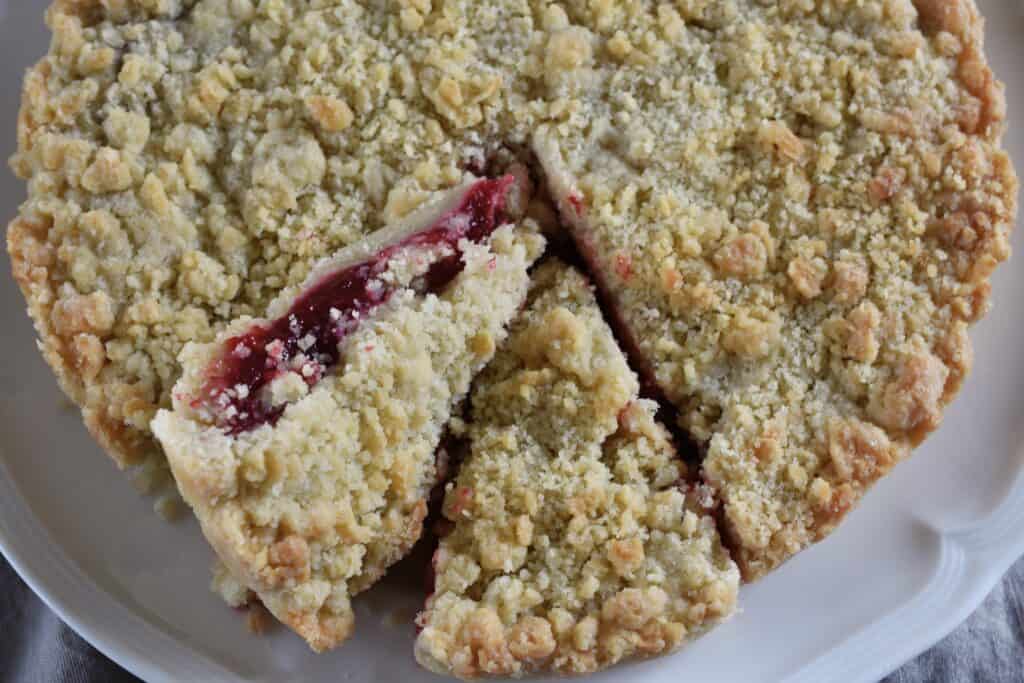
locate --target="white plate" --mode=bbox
[2,1,1023,681]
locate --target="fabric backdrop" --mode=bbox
[1,554,1021,682]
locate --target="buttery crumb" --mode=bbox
[5,0,1016,645]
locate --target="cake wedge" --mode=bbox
[415,262,739,678]
[152,178,544,651]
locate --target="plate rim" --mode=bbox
[785,460,1024,683]
[0,456,240,683]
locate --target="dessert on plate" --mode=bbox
[6,0,545,472]
[416,262,739,678]
[6,0,1016,668]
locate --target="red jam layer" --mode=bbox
[197,176,515,435]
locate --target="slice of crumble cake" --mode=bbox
[415,262,738,678]
[153,179,544,650]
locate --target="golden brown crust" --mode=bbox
[8,209,156,467]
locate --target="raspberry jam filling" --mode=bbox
[196,176,514,434]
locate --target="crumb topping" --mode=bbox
[8,0,550,467]
[415,262,738,678]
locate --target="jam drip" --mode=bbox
[197,176,515,435]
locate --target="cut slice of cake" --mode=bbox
[533,0,1017,581]
[152,178,545,651]
[415,262,739,678]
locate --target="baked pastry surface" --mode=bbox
[415,262,739,678]
[7,0,546,469]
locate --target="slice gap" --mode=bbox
[531,131,794,581]
[528,156,703,469]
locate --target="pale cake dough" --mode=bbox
[415,262,739,678]
[5,0,1017,662]
[152,182,545,650]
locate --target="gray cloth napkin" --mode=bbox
[1,554,1021,682]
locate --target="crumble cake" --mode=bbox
[152,179,545,650]
[5,0,1016,658]
[415,262,739,678]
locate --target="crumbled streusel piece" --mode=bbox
[415,263,738,678]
